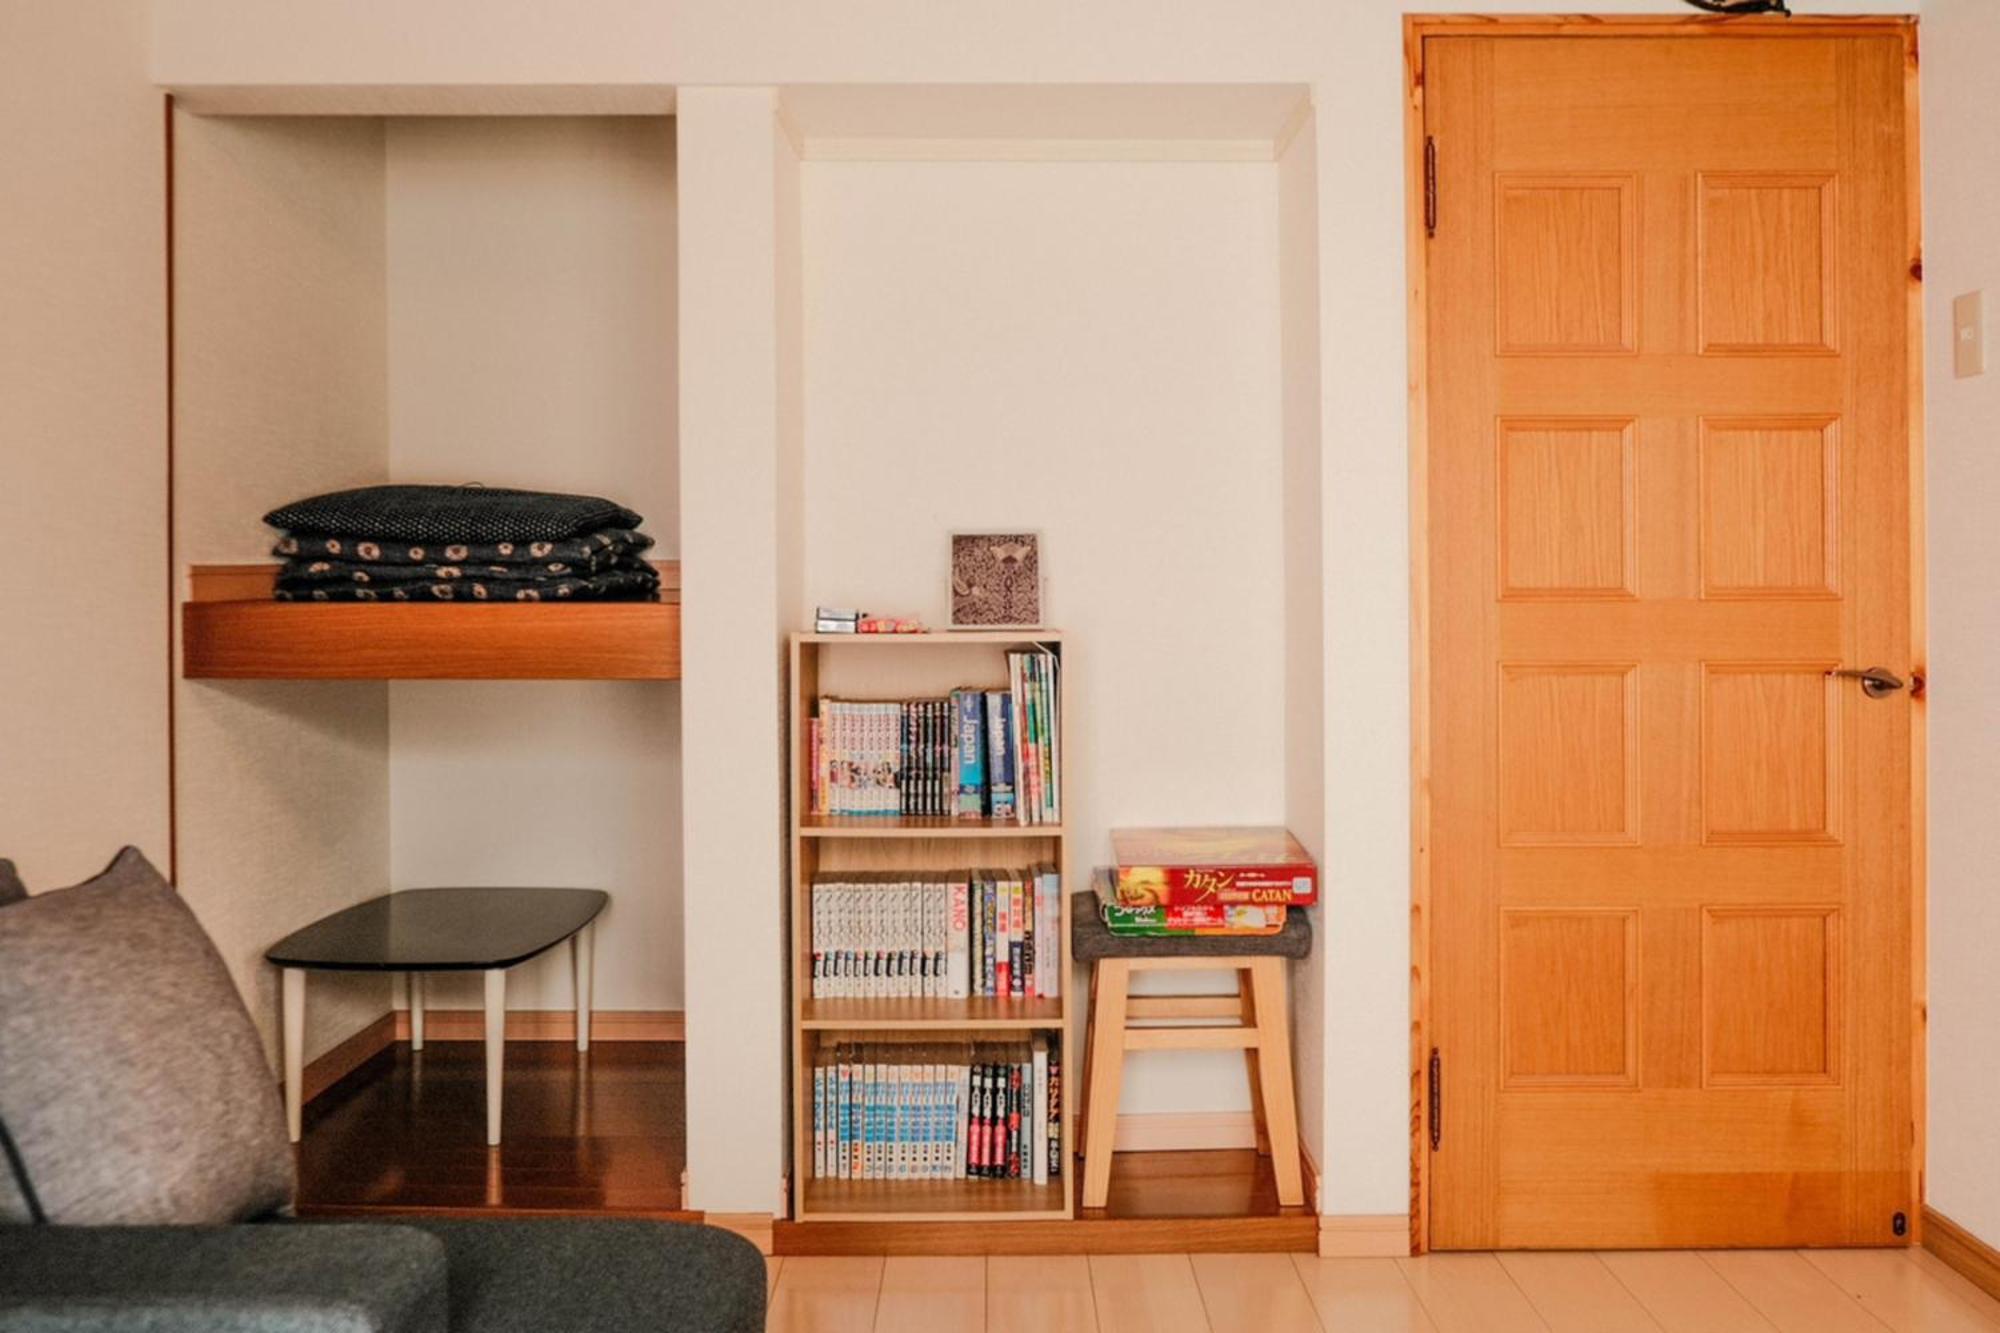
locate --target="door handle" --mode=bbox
[1826,666,1907,699]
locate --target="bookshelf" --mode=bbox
[788,631,1070,1223]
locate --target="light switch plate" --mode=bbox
[1954,290,1985,378]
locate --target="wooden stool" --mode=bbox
[1071,892,1311,1209]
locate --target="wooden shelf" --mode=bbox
[183,601,680,680]
[798,814,1062,839]
[180,563,680,681]
[801,996,1065,1031]
[793,630,1061,646]
[800,1176,1069,1222]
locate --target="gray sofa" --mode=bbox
[0,851,764,1332]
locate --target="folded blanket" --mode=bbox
[264,484,644,544]
[278,554,655,588]
[274,567,661,603]
[274,529,654,571]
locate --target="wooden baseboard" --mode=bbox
[1318,1213,1411,1258]
[708,1212,775,1256]
[301,1012,398,1103]
[774,1213,1316,1256]
[1111,1111,1257,1152]
[1923,1206,2000,1304]
[391,1008,685,1043]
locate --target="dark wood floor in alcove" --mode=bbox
[295,1040,693,1219]
[1084,1148,1296,1220]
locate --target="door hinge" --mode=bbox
[1424,137,1439,238]
[1428,1047,1442,1150]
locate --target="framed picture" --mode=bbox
[949,531,1042,629]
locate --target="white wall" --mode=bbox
[171,112,394,1065]
[0,1,170,888]
[382,118,682,1015]
[802,157,1285,1119]
[146,0,1923,1222]
[1920,0,2000,1248]
[1279,115,1326,1176]
[677,88,803,1213]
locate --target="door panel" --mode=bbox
[1424,31,1914,1250]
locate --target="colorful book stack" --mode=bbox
[808,647,1059,824]
[1097,826,1318,937]
[809,866,1062,1000]
[811,1037,1061,1184]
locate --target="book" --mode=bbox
[811,867,1060,1000]
[808,682,1052,824]
[984,690,1016,820]
[1004,649,1061,825]
[1031,1035,1050,1185]
[1108,825,1318,907]
[953,688,988,818]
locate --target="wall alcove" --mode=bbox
[169,108,686,1212]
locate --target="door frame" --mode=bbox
[1403,12,1926,1256]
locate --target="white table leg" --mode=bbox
[572,922,595,1053]
[282,968,305,1143]
[483,968,505,1146]
[409,972,425,1052]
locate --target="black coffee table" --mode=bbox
[267,887,608,1146]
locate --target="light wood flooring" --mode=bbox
[764,1247,2000,1332]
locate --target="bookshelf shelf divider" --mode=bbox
[788,631,1072,1224]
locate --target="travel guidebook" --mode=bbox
[1107,825,1318,908]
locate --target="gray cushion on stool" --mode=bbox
[1071,892,1312,963]
[403,1218,766,1333]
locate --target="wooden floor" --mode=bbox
[765,1247,2000,1332]
[295,1039,691,1218]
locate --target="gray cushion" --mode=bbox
[1071,892,1313,962]
[0,847,295,1225]
[405,1218,766,1333]
[0,1224,447,1332]
[0,859,26,907]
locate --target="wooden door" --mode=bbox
[1422,28,1918,1250]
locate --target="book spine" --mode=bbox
[985,691,1016,820]
[954,1063,970,1179]
[834,1051,849,1180]
[981,873,997,998]
[946,876,970,998]
[992,872,1010,1000]
[903,704,916,819]
[1007,1059,1023,1179]
[813,1057,825,1180]
[1008,874,1025,1000]
[954,689,988,818]
[1043,651,1061,823]
[1039,866,1061,999]
[969,1065,986,1179]
[1047,1037,1061,1179]
[1032,1037,1049,1185]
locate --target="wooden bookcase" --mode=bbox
[788,631,1071,1223]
